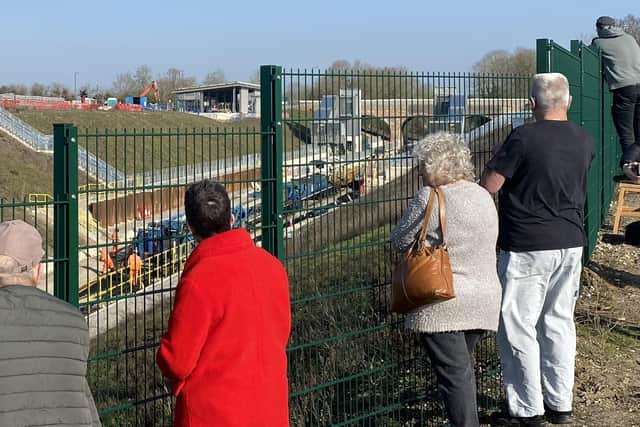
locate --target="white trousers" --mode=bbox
[497,247,583,417]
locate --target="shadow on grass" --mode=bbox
[588,261,640,289]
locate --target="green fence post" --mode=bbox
[570,40,585,127]
[53,124,79,306]
[571,40,593,259]
[536,39,552,73]
[260,65,284,260]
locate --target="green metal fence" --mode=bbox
[69,67,526,426]
[0,197,56,293]
[0,47,619,425]
[279,68,530,425]
[76,124,265,426]
[537,39,620,258]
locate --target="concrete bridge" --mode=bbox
[292,98,529,144]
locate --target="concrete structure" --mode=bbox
[311,89,363,153]
[174,81,260,116]
[297,97,529,145]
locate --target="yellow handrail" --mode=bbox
[28,193,53,203]
[79,211,99,232]
[79,240,195,306]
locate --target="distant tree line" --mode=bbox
[471,47,535,98]
[291,60,433,101]
[0,66,258,105]
[0,82,75,100]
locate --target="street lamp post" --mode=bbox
[74,72,79,99]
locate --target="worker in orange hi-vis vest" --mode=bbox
[99,249,115,274]
[110,228,120,257]
[127,249,143,289]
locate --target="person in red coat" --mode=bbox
[156,180,291,427]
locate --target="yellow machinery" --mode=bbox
[327,159,366,188]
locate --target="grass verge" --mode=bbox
[14,110,303,174]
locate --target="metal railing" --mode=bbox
[28,193,53,203]
[79,240,193,306]
[0,105,53,151]
[0,106,126,182]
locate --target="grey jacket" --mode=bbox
[0,285,101,427]
[390,182,501,333]
[591,26,640,90]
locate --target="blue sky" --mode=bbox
[1,0,636,88]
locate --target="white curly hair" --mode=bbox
[412,132,475,183]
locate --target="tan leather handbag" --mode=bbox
[390,187,455,314]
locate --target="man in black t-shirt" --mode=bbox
[481,73,594,427]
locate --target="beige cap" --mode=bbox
[0,220,44,274]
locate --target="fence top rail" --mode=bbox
[0,198,63,208]
[77,128,267,138]
[579,43,601,58]
[544,38,581,61]
[281,69,534,78]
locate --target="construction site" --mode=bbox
[0,83,530,304]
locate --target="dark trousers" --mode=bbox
[421,330,484,427]
[612,83,640,166]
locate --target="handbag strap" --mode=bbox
[435,187,447,242]
[417,187,447,245]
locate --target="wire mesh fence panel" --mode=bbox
[76,126,267,426]
[280,68,531,425]
[0,197,57,293]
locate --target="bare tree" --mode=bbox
[297,59,431,100]
[618,14,640,43]
[473,47,534,98]
[248,68,260,84]
[580,32,597,45]
[473,47,535,75]
[29,83,47,96]
[0,84,28,95]
[47,82,72,99]
[156,68,196,104]
[203,69,226,85]
[112,72,137,99]
[133,65,153,92]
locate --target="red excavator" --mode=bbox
[115,81,161,112]
[140,80,160,102]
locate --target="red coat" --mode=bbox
[157,229,291,427]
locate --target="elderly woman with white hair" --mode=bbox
[390,132,501,427]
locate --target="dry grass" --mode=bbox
[13,110,303,174]
[13,110,251,135]
[0,130,53,199]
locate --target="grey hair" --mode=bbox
[412,132,475,183]
[530,73,570,112]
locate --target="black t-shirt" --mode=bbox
[486,120,594,252]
